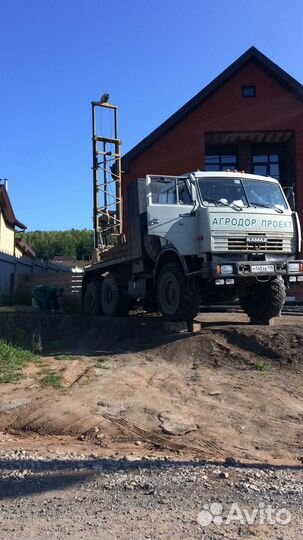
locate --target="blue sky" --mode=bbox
[0,0,302,231]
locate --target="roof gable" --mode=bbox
[123,47,303,168]
[0,186,26,230]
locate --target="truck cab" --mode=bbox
[147,171,300,271]
[145,171,302,321]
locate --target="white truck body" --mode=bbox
[147,171,299,260]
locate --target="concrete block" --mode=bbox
[163,320,201,333]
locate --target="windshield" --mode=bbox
[198,178,288,210]
[243,180,287,210]
[198,178,248,208]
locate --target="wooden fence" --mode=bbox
[0,251,69,297]
[14,272,83,306]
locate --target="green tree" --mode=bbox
[20,229,94,261]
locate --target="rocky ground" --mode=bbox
[0,449,302,539]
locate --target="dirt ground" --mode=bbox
[0,310,302,466]
[0,310,303,539]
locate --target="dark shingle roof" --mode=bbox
[0,185,26,230]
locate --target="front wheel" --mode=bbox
[156,262,201,322]
[240,276,286,324]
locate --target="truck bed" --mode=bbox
[85,241,138,274]
[86,179,147,275]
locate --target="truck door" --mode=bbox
[146,175,199,256]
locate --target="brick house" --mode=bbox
[121,46,303,233]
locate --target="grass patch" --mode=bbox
[95,357,111,369]
[255,361,269,373]
[0,341,35,384]
[40,371,63,389]
[54,354,80,361]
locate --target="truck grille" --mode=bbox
[212,235,293,253]
[228,237,283,252]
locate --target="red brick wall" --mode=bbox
[122,60,303,233]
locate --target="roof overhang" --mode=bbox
[205,130,294,145]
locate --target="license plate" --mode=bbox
[251,264,274,273]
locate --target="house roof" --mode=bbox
[122,46,303,169]
[15,237,36,258]
[0,185,26,230]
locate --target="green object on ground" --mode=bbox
[32,285,63,311]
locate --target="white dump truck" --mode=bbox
[83,170,303,324]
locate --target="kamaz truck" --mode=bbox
[83,170,303,324]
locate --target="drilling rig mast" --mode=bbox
[91,95,123,261]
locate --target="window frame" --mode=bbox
[205,144,238,172]
[148,175,193,206]
[242,85,256,98]
[252,152,280,180]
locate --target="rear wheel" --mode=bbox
[156,262,201,321]
[101,273,130,317]
[240,276,286,324]
[83,280,102,315]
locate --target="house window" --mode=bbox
[205,145,237,171]
[242,85,256,98]
[253,153,280,179]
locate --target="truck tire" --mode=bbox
[156,262,201,321]
[240,277,286,324]
[101,273,130,317]
[83,280,102,315]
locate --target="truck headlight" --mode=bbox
[220,264,234,275]
[289,263,300,272]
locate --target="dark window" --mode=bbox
[177,179,192,204]
[252,153,280,180]
[205,145,237,171]
[242,85,256,98]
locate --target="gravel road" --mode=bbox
[0,450,302,540]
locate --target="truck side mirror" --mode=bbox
[283,187,296,211]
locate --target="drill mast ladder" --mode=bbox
[91,98,123,261]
